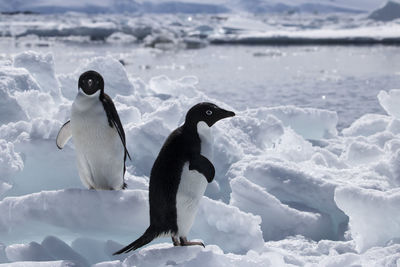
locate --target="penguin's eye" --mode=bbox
[206,110,212,116]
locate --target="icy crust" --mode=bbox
[1,51,400,265]
[335,187,400,252]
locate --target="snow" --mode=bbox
[0,8,400,264]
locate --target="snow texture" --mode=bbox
[0,44,400,266]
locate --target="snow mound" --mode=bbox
[342,114,391,137]
[369,1,400,21]
[335,186,400,252]
[378,89,400,119]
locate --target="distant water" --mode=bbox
[2,39,400,131]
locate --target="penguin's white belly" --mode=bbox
[175,121,213,237]
[176,162,208,237]
[71,95,124,190]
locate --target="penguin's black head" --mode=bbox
[78,70,104,95]
[184,102,235,128]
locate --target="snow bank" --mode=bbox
[335,186,400,252]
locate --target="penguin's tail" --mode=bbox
[113,226,158,255]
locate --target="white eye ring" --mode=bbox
[206,110,212,116]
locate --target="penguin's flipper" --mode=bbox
[56,120,72,149]
[189,154,215,183]
[101,93,131,161]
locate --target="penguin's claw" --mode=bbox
[172,237,180,246]
[179,237,205,248]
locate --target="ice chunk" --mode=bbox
[228,158,348,240]
[5,242,54,262]
[387,118,400,135]
[344,140,384,165]
[13,91,58,120]
[13,51,61,100]
[335,186,400,252]
[230,177,328,241]
[0,140,23,180]
[106,32,137,44]
[41,236,89,267]
[71,238,110,265]
[0,189,149,244]
[194,197,264,254]
[0,66,41,93]
[245,106,338,140]
[0,182,11,198]
[0,67,40,124]
[378,89,400,119]
[342,114,391,137]
[149,75,199,97]
[387,149,400,186]
[0,243,8,264]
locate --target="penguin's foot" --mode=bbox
[179,237,205,248]
[172,237,180,247]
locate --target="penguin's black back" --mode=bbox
[149,125,201,235]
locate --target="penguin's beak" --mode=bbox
[219,108,235,119]
[210,107,235,126]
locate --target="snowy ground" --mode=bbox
[1,2,400,266]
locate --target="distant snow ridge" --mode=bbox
[1,51,400,265]
[369,0,400,21]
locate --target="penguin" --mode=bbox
[113,102,235,254]
[56,70,131,190]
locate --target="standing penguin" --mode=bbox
[114,102,235,254]
[56,70,130,190]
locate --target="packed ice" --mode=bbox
[0,46,399,266]
[1,1,400,266]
